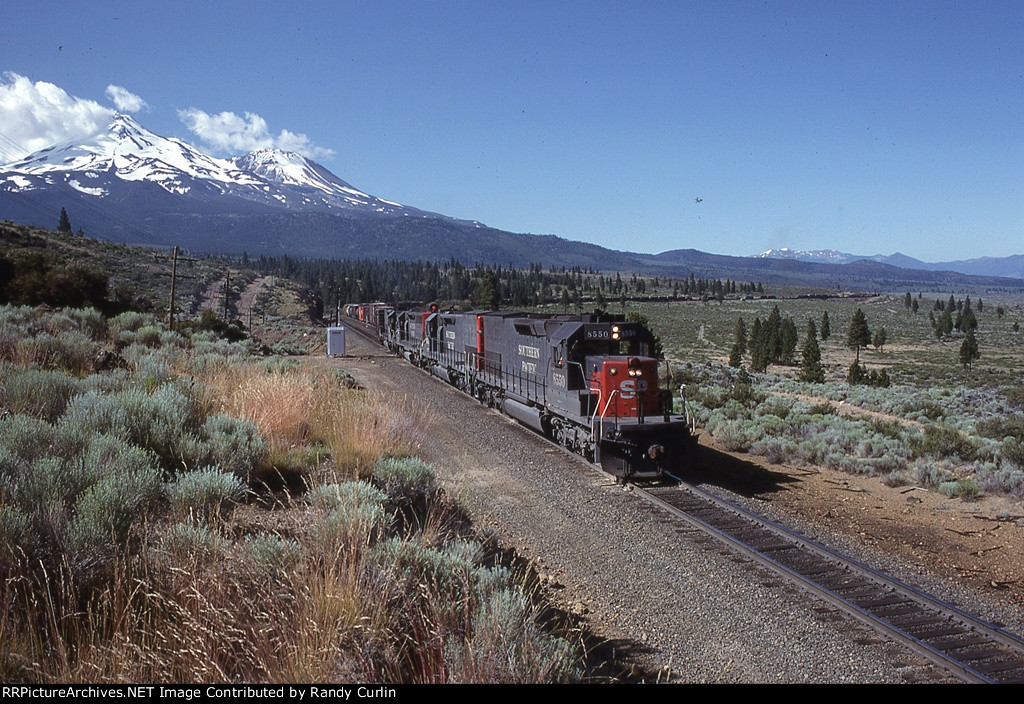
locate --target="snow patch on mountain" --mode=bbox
[756,248,859,263]
[0,113,473,223]
[68,179,106,196]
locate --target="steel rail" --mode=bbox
[637,479,1024,683]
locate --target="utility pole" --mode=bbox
[167,245,179,331]
[223,269,231,321]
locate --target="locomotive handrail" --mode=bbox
[593,389,619,443]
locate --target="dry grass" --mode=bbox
[199,358,418,470]
[1,335,577,684]
[197,363,423,478]
[199,366,314,447]
[1,527,537,683]
[312,390,423,479]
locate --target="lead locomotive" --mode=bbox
[347,303,695,480]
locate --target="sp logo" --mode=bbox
[619,379,648,399]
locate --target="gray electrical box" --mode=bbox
[327,327,346,356]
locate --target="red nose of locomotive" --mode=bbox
[589,356,661,418]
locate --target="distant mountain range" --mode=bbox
[1,115,1021,291]
[755,248,1024,281]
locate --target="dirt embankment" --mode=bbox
[695,431,1024,604]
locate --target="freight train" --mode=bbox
[346,303,696,480]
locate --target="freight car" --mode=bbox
[346,303,695,480]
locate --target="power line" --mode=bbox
[0,129,29,163]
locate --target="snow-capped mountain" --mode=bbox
[754,247,1024,280]
[0,114,466,221]
[755,248,861,264]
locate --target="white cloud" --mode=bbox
[0,73,335,165]
[105,84,149,113]
[0,72,114,161]
[178,108,335,160]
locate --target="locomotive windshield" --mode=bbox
[578,322,653,358]
[575,338,650,356]
[618,338,650,356]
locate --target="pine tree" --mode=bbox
[799,320,824,383]
[962,307,978,332]
[779,317,799,365]
[873,327,887,351]
[937,308,953,338]
[847,360,866,385]
[728,343,743,368]
[820,311,831,341]
[734,316,747,357]
[58,207,72,234]
[477,269,500,309]
[749,318,769,373]
[846,308,871,363]
[959,328,980,369]
[766,305,783,361]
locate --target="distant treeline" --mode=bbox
[244,254,764,318]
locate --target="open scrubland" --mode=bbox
[5,219,1024,681]
[632,294,1024,502]
[0,227,583,683]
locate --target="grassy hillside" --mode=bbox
[0,221,227,316]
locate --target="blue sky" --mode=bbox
[1,0,1021,261]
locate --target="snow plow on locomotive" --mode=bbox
[345,303,695,480]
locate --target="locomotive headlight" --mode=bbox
[635,370,643,377]
[628,369,636,377]
[611,325,620,340]
[609,368,618,376]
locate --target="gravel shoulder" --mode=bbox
[316,331,1024,682]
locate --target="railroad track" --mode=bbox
[340,316,1024,682]
[637,480,1024,683]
